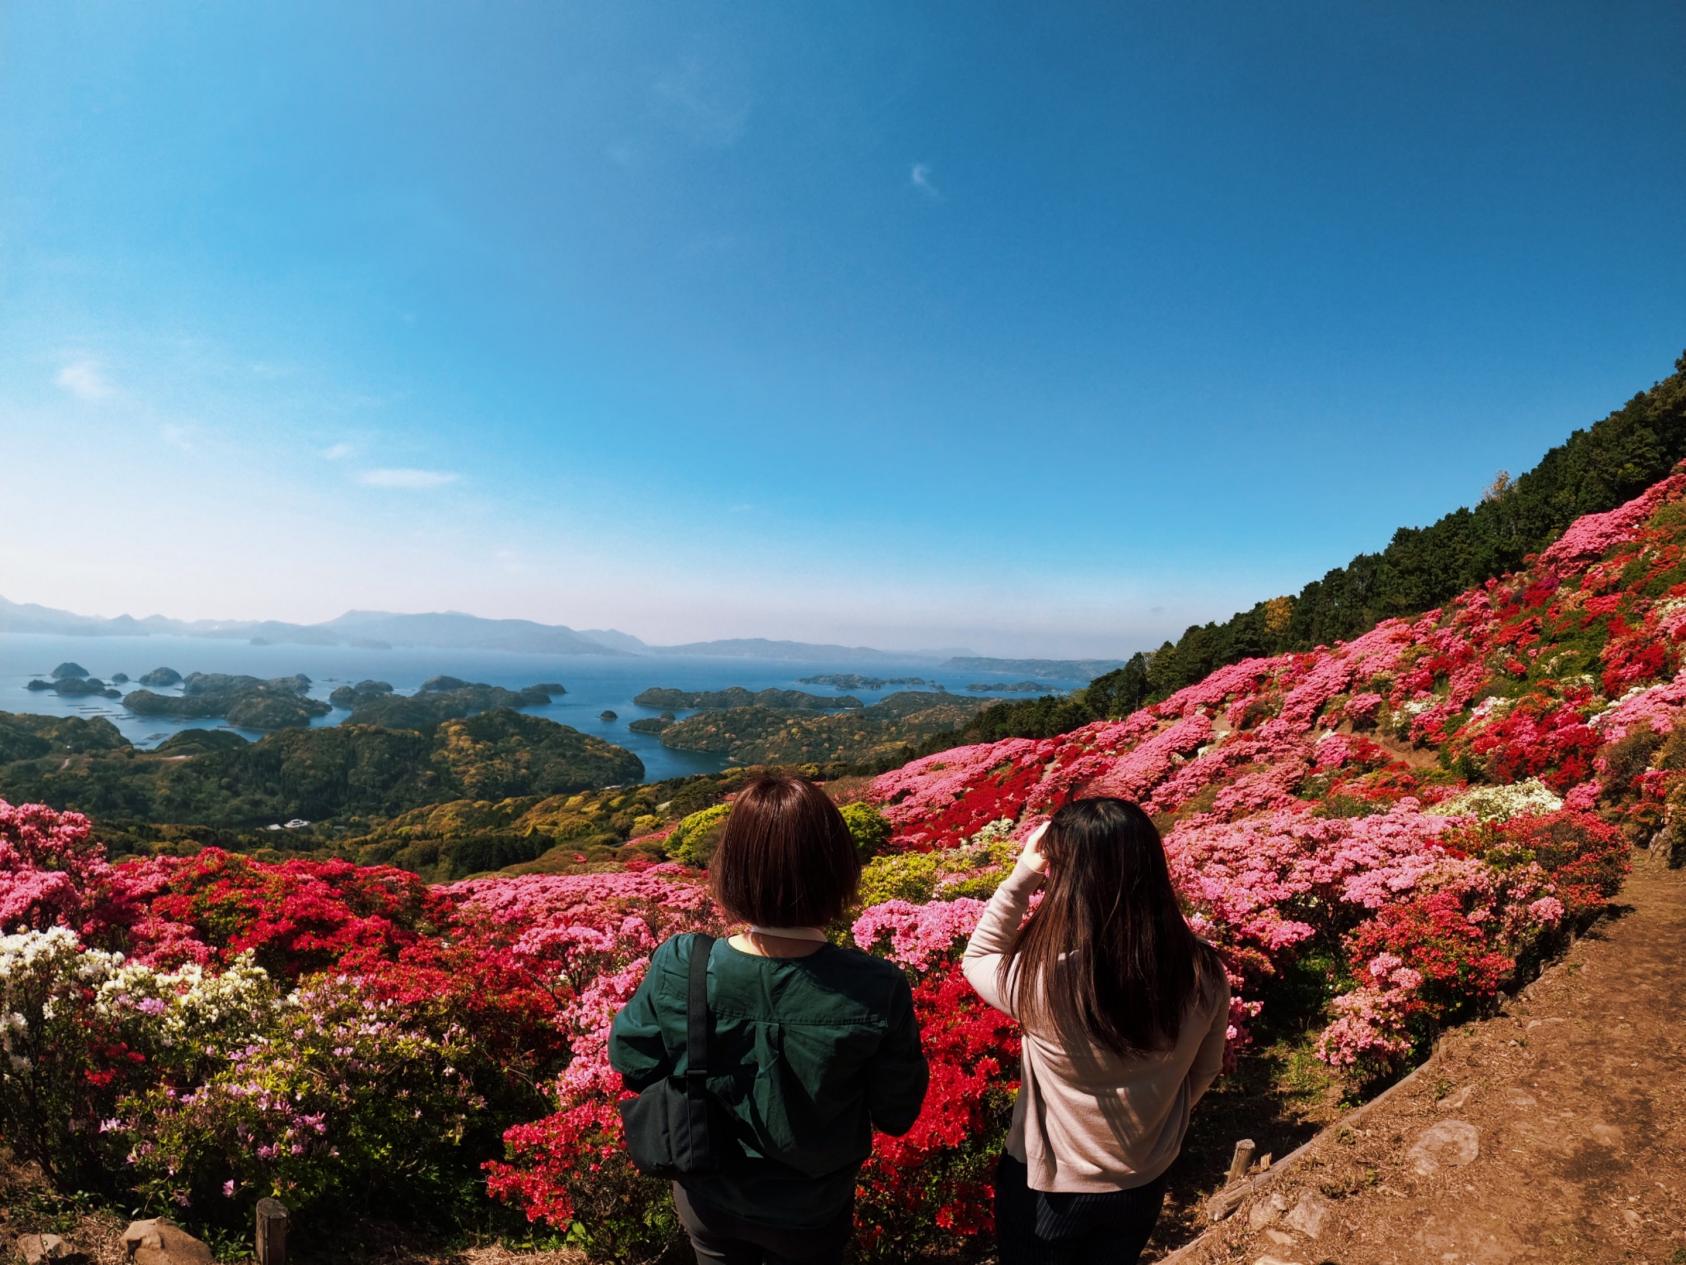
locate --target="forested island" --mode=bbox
[122,672,331,729]
[0,706,642,846]
[797,673,933,690]
[654,690,990,765]
[942,656,1125,679]
[112,671,566,732]
[633,686,861,710]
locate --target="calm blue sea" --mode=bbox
[0,634,1083,783]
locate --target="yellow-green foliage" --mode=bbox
[668,802,733,866]
[856,819,1018,906]
[839,801,892,857]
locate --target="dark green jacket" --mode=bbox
[609,932,928,1228]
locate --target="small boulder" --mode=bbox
[1283,1189,1332,1238]
[17,1234,77,1265]
[121,1219,214,1265]
[1248,1189,1290,1230]
[1407,1118,1480,1175]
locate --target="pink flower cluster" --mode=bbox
[851,898,988,970]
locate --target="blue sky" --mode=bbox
[2,2,1683,657]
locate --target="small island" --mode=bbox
[328,679,395,709]
[51,662,90,680]
[797,673,932,690]
[138,667,184,687]
[656,690,991,765]
[633,686,863,711]
[124,672,330,729]
[600,710,618,721]
[27,675,115,697]
[965,680,1063,694]
[629,716,674,734]
[342,678,564,729]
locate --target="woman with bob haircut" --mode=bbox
[610,773,928,1265]
[963,796,1229,1265]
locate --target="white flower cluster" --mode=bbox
[1467,695,1514,724]
[1426,778,1564,823]
[95,950,277,1043]
[0,925,114,979]
[1,927,118,1074]
[963,818,1019,848]
[2,929,279,1079]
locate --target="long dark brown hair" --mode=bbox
[1002,797,1220,1055]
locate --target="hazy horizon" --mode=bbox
[3,2,1682,660]
[0,589,1123,660]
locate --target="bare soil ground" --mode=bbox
[1149,850,1686,1265]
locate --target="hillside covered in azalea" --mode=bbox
[6,466,1686,1259]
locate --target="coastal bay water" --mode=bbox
[0,633,1087,783]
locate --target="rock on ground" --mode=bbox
[120,1221,213,1265]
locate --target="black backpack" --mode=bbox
[619,934,729,1176]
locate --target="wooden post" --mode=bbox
[256,1198,288,1265]
[1226,1138,1257,1184]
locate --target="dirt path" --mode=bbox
[1155,852,1686,1265]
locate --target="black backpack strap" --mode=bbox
[684,933,715,1087]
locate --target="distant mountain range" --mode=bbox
[0,595,1007,666]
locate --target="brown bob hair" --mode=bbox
[712,774,860,927]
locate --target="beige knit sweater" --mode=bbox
[962,861,1230,1193]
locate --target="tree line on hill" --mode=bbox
[934,351,1686,749]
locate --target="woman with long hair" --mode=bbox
[963,797,1229,1265]
[610,774,929,1265]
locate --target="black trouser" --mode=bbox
[993,1152,1167,1265]
[672,1183,852,1265]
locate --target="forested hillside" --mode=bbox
[953,352,1686,745]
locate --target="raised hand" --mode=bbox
[1020,820,1051,874]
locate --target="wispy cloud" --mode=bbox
[321,442,356,461]
[910,163,941,199]
[358,467,459,490]
[55,358,114,401]
[652,59,749,148]
[161,423,197,454]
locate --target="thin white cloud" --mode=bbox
[161,424,197,454]
[652,59,749,148]
[55,358,114,401]
[910,163,941,199]
[358,467,459,490]
[321,442,356,461]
